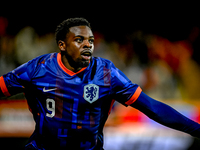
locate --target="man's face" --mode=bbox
[59,26,94,69]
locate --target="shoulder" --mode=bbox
[28,53,57,65]
[15,53,58,78]
[92,56,126,79]
[24,53,57,72]
[92,57,115,69]
[94,57,131,84]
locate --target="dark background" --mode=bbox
[2,2,200,65]
[1,2,200,149]
[1,2,200,42]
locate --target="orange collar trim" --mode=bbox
[57,53,88,76]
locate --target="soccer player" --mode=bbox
[0,18,200,150]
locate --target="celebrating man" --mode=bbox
[0,18,200,150]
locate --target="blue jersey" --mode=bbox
[0,53,142,150]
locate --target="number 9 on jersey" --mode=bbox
[46,98,55,118]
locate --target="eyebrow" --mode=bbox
[74,35,94,38]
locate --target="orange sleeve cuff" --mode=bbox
[0,76,11,97]
[125,86,142,105]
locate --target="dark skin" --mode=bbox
[58,26,95,72]
[0,26,94,97]
[1,24,200,142]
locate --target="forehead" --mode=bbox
[68,26,93,37]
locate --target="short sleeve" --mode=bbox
[111,64,142,106]
[0,61,32,97]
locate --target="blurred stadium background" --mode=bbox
[1,2,200,149]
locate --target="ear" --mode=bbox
[58,40,66,51]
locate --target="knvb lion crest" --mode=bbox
[84,84,99,103]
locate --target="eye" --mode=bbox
[89,39,94,44]
[75,38,83,43]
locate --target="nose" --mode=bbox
[83,40,92,49]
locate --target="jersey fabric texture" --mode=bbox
[133,92,200,138]
[0,53,142,150]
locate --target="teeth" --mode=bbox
[82,52,91,56]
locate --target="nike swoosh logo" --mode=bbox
[43,87,57,92]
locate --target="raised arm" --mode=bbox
[131,92,200,138]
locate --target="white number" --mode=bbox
[46,98,55,118]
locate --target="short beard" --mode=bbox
[77,59,90,68]
[62,51,90,71]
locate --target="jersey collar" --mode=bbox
[57,53,88,76]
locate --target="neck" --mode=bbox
[61,54,83,73]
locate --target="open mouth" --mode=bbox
[81,51,92,60]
